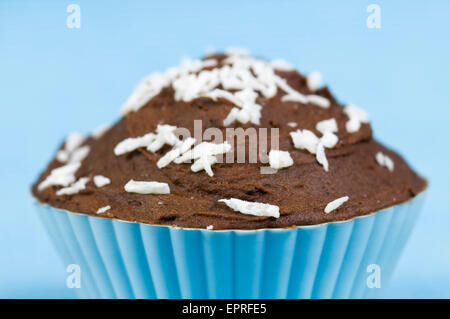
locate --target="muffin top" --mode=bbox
[32,50,426,230]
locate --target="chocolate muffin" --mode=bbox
[32,52,426,230]
[32,50,427,299]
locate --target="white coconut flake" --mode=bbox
[39,132,90,192]
[96,205,111,214]
[93,124,111,139]
[56,177,90,196]
[345,118,360,133]
[124,179,170,195]
[191,155,218,177]
[69,145,90,163]
[306,95,330,108]
[324,196,349,214]
[203,88,239,105]
[344,104,369,133]
[307,71,322,92]
[191,143,230,176]
[147,124,179,153]
[316,118,338,135]
[384,156,394,172]
[281,91,308,104]
[290,128,338,172]
[114,124,181,156]
[56,132,88,164]
[216,88,262,125]
[269,150,293,170]
[206,225,214,230]
[174,141,231,177]
[218,198,280,218]
[157,137,196,168]
[38,162,81,191]
[115,124,229,177]
[93,175,111,188]
[315,142,329,172]
[290,129,320,154]
[270,59,293,71]
[376,152,394,172]
[65,132,86,154]
[119,52,330,128]
[120,73,170,116]
[56,150,69,163]
[114,133,155,156]
[287,122,298,128]
[320,131,338,149]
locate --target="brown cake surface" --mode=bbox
[32,53,426,230]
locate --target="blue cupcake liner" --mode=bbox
[35,192,425,299]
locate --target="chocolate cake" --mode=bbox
[32,51,427,230]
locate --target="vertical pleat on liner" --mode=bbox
[35,192,425,299]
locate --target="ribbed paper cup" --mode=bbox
[35,192,425,299]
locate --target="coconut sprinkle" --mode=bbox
[191,155,218,177]
[55,132,89,164]
[290,126,338,172]
[290,129,320,154]
[147,124,179,153]
[307,71,322,92]
[344,104,369,133]
[96,205,111,214]
[218,198,280,218]
[124,179,170,195]
[68,146,90,164]
[315,142,329,171]
[119,51,331,126]
[287,122,298,128]
[93,175,111,188]
[115,123,231,177]
[270,59,294,71]
[55,150,69,163]
[206,225,214,230]
[114,124,180,156]
[38,162,81,191]
[157,137,196,168]
[120,73,171,116]
[56,177,90,196]
[92,124,111,139]
[65,132,85,153]
[38,133,88,192]
[316,118,338,135]
[174,141,231,176]
[125,180,170,194]
[269,150,294,170]
[281,91,307,104]
[320,131,338,149]
[376,152,394,172]
[114,132,155,156]
[324,196,349,214]
[306,95,330,108]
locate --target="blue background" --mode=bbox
[0,0,449,298]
